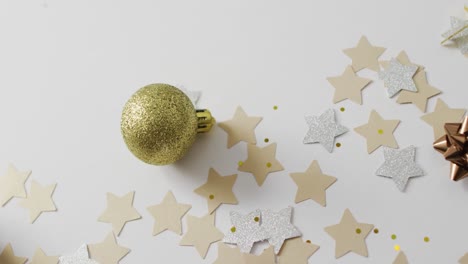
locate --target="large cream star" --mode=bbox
[344,36,386,72]
[243,246,276,264]
[30,248,59,264]
[98,191,141,236]
[0,244,27,264]
[0,164,31,206]
[277,237,319,264]
[180,213,224,258]
[213,243,244,264]
[19,180,57,223]
[327,66,372,104]
[88,232,130,264]
[421,99,466,139]
[354,110,400,153]
[396,71,441,112]
[238,143,284,186]
[219,106,263,148]
[147,191,191,236]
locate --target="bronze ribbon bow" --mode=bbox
[433,116,468,181]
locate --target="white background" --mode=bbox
[0,0,467,263]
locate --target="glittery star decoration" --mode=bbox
[261,207,301,254]
[218,106,263,148]
[327,66,372,104]
[393,251,409,264]
[303,109,348,153]
[59,245,98,264]
[180,213,224,258]
[30,248,59,264]
[324,209,374,258]
[88,232,130,264]
[354,110,400,154]
[378,58,418,98]
[290,160,337,207]
[0,244,27,264]
[380,50,424,73]
[194,168,238,214]
[344,36,386,72]
[459,252,468,264]
[238,143,284,186]
[147,191,191,236]
[0,164,31,206]
[396,71,441,112]
[98,191,141,236]
[180,87,201,107]
[18,180,57,223]
[243,246,276,264]
[442,17,468,55]
[223,209,268,253]
[421,99,466,139]
[213,243,243,264]
[277,237,319,264]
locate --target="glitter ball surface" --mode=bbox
[59,244,99,264]
[303,109,348,152]
[378,58,418,98]
[261,207,301,254]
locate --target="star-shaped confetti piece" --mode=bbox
[238,143,284,186]
[243,246,276,264]
[459,252,468,264]
[393,251,409,264]
[180,213,224,258]
[354,110,400,153]
[88,232,130,264]
[0,244,27,264]
[98,191,141,236]
[396,71,441,112]
[59,245,97,264]
[327,66,372,104]
[0,164,31,206]
[344,36,386,72]
[325,209,374,258]
[421,99,466,139]
[379,58,418,98]
[18,180,57,223]
[213,243,244,264]
[442,17,468,55]
[219,106,263,148]
[223,209,268,253]
[30,248,58,264]
[290,160,337,207]
[376,146,424,191]
[380,50,424,73]
[303,109,348,153]
[147,191,191,236]
[262,207,301,254]
[194,168,238,214]
[277,237,319,264]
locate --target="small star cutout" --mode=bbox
[290,160,337,207]
[325,209,374,258]
[396,71,441,112]
[238,143,284,186]
[459,252,468,264]
[213,243,243,264]
[262,207,301,254]
[277,237,319,264]
[378,58,418,98]
[88,232,130,264]
[18,180,57,223]
[0,244,27,264]
[303,109,348,153]
[98,191,142,236]
[59,245,97,264]
[354,110,400,153]
[380,50,424,73]
[0,164,31,206]
[421,99,466,139]
[243,246,276,264]
[223,209,268,253]
[147,191,191,236]
[344,36,386,72]
[180,213,224,258]
[442,17,468,55]
[219,106,263,148]
[393,251,409,264]
[30,248,58,264]
[194,168,238,214]
[327,66,372,104]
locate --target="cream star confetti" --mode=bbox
[223,209,268,253]
[354,110,400,153]
[0,164,31,206]
[194,168,238,214]
[303,109,348,153]
[262,207,301,254]
[59,245,97,264]
[213,243,244,264]
[421,99,466,139]
[378,58,418,97]
[396,70,441,112]
[147,191,191,236]
[18,180,57,223]
[442,17,468,55]
[460,253,468,264]
[290,160,337,207]
[325,209,374,258]
[0,244,27,264]
[180,213,224,258]
[243,246,276,264]
[277,237,319,264]
[327,66,372,104]
[30,248,59,264]
[218,106,263,148]
[380,50,424,72]
[344,36,386,72]
[238,143,284,186]
[88,232,130,264]
[393,251,409,264]
[98,191,141,236]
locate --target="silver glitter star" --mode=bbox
[223,209,269,253]
[375,145,424,192]
[303,109,348,152]
[59,244,99,264]
[442,17,468,55]
[261,207,301,254]
[378,58,418,98]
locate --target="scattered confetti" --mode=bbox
[0,164,31,207]
[380,51,424,73]
[442,17,468,55]
[394,244,401,251]
[391,234,397,240]
[59,244,97,264]
[277,237,319,264]
[393,251,408,264]
[213,242,243,264]
[18,180,57,223]
[30,248,58,264]
[98,191,142,236]
[219,106,263,148]
[223,209,268,253]
[243,246,276,264]
[379,58,418,98]
[344,36,386,72]
[238,143,284,186]
[396,71,441,112]
[327,66,372,104]
[147,191,191,236]
[303,109,348,153]
[424,236,430,242]
[421,98,466,139]
[0,244,27,264]
[261,207,302,254]
[88,232,130,264]
[459,252,468,264]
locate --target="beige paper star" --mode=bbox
[421,99,466,139]
[0,164,31,206]
[18,181,57,223]
[88,232,130,264]
[213,242,244,264]
[218,106,263,148]
[277,237,319,264]
[243,246,276,264]
[354,110,400,153]
[459,253,468,264]
[0,244,27,264]
[325,208,374,258]
[180,213,224,259]
[380,50,424,72]
[238,143,284,186]
[147,191,191,236]
[98,191,141,236]
[396,71,441,112]
[194,168,238,214]
[344,36,386,72]
[393,251,409,264]
[327,66,372,104]
[30,248,59,264]
[290,160,337,207]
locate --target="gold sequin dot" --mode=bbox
[254,217,259,222]
[209,194,214,200]
[340,107,345,112]
[273,105,278,110]
[266,162,272,168]
[238,161,244,166]
[264,138,269,143]
[373,228,379,234]
[230,227,236,233]
[336,142,341,147]
[424,236,430,243]
[394,244,400,251]
[355,228,362,234]
[306,240,311,244]
[391,234,397,240]
[378,129,384,134]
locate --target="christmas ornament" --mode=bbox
[421,99,465,139]
[344,36,386,72]
[223,209,268,253]
[378,58,418,98]
[303,109,348,153]
[59,245,97,264]
[121,83,214,165]
[147,191,191,236]
[261,207,301,254]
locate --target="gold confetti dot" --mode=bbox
[306,240,311,244]
[378,129,384,134]
[273,105,278,110]
[391,234,397,240]
[254,216,259,222]
[340,107,345,112]
[424,236,430,243]
[355,228,362,234]
[394,244,400,251]
[373,228,379,234]
[266,162,272,168]
[264,138,269,143]
[209,194,214,200]
[238,161,244,166]
[230,227,236,233]
[336,142,341,147]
